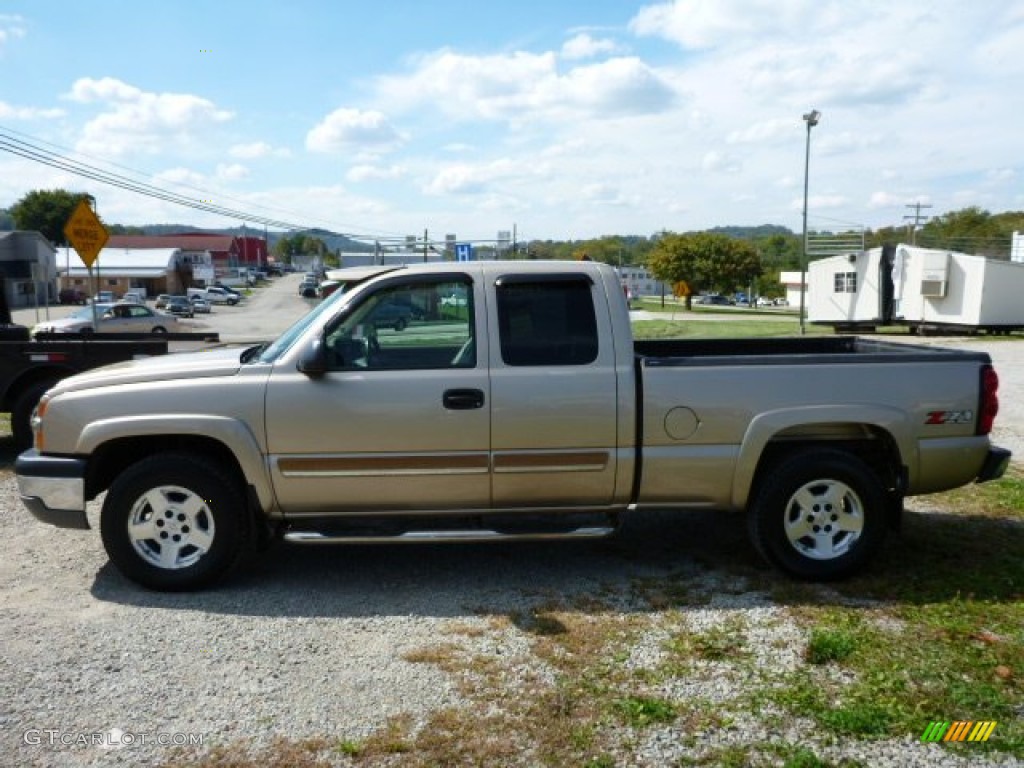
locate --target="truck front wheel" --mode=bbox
[100,453,250,591]
[748,448,888,580]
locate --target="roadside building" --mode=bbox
[0,231,58,308]
[58,247,187,298]
[779,271,807,308]
[617,266,667,298]
[807,243,1024,332]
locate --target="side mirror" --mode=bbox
[296,337,327,376]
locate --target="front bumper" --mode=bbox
[977,447,1012,483]
[15,450,89,530]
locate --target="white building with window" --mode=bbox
[807,244,1024,330]
[616,266,666,298]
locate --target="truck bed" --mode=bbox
[634,336,991,365]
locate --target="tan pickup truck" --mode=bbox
[16,261,1011,590]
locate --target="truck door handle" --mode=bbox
[443,388,485,410]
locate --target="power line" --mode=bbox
[0,126,416,244]
[0,131,310,231]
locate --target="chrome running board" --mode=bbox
[284,526,616,545]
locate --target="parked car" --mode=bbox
[121,291,145,304]
[190,286,240,305]
[164,296,194,318]
[212,283,242,299]
[154,294,171,309]
[32,302,178,335]
[367,297,425,331]
[58,288,88,305]
[189,296,211,314]
[93,290,115,303]
[697,295,732,306]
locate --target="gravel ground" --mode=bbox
[0,315,1019,766]
[1,478,1020,767]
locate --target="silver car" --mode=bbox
[33,303,179,335]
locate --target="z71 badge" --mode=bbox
[926,410,974,425]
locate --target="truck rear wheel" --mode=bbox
[748,448,887,580]
[100,453,250,591]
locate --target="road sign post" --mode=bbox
[63,200,109,331]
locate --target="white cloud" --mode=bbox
[0,101,64,120]
[154,167,206,186]
[63,77,233,156]
[986,168,1016,184]
[346,164,406,182]
[425,158,523,195]
[228,141,289,159]
[629,0,837,49]
[702,151,742,174]
[65,77,142,103]
[376,49,675,123]
[868,191,909,209]
[561,33,622,60]
[726,119,793,145]
[0,14,26,47]
[306,108,403,154]
[216,163,249,181]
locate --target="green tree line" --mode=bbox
[5,188,1022,285]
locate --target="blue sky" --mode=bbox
[1,1,1022,245]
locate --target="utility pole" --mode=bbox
[423,228,429,263]
[903,202,932,245]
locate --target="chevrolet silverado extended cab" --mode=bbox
[16,261,1011,590]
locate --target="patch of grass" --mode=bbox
[777,745,843,768]
[757,604,1024,755]
[805,627,858,665]
[632,318,816,339]
[918,466,1024,520]
[665,617,750,664]
[613,695,677,727]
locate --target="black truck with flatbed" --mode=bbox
[0,282,170,449]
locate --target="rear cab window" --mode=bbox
[495,274,598,366]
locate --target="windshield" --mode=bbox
[255,283,361,364]
[71,304,111,319]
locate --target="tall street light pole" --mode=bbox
[799,109,821,335]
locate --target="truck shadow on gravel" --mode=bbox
[88,507,1024,617]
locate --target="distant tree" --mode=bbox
[646,233,699,308]
[757,233,800,269]
[108,223,146,235]
[10,189,96,245]
[646,232,762,308]
[0,208,14,231]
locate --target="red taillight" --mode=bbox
[978,365,999,435]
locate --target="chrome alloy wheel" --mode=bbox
[127,486,216,570]
[782,479,864,561]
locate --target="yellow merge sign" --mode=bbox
[63,200,109,268]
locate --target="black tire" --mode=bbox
[100,453,251,591]
[748,448,888,580]
[151,326,167,334]
[11,379,57,451]
[394,317,408,331]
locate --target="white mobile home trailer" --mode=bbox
[809,243,1024,332]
